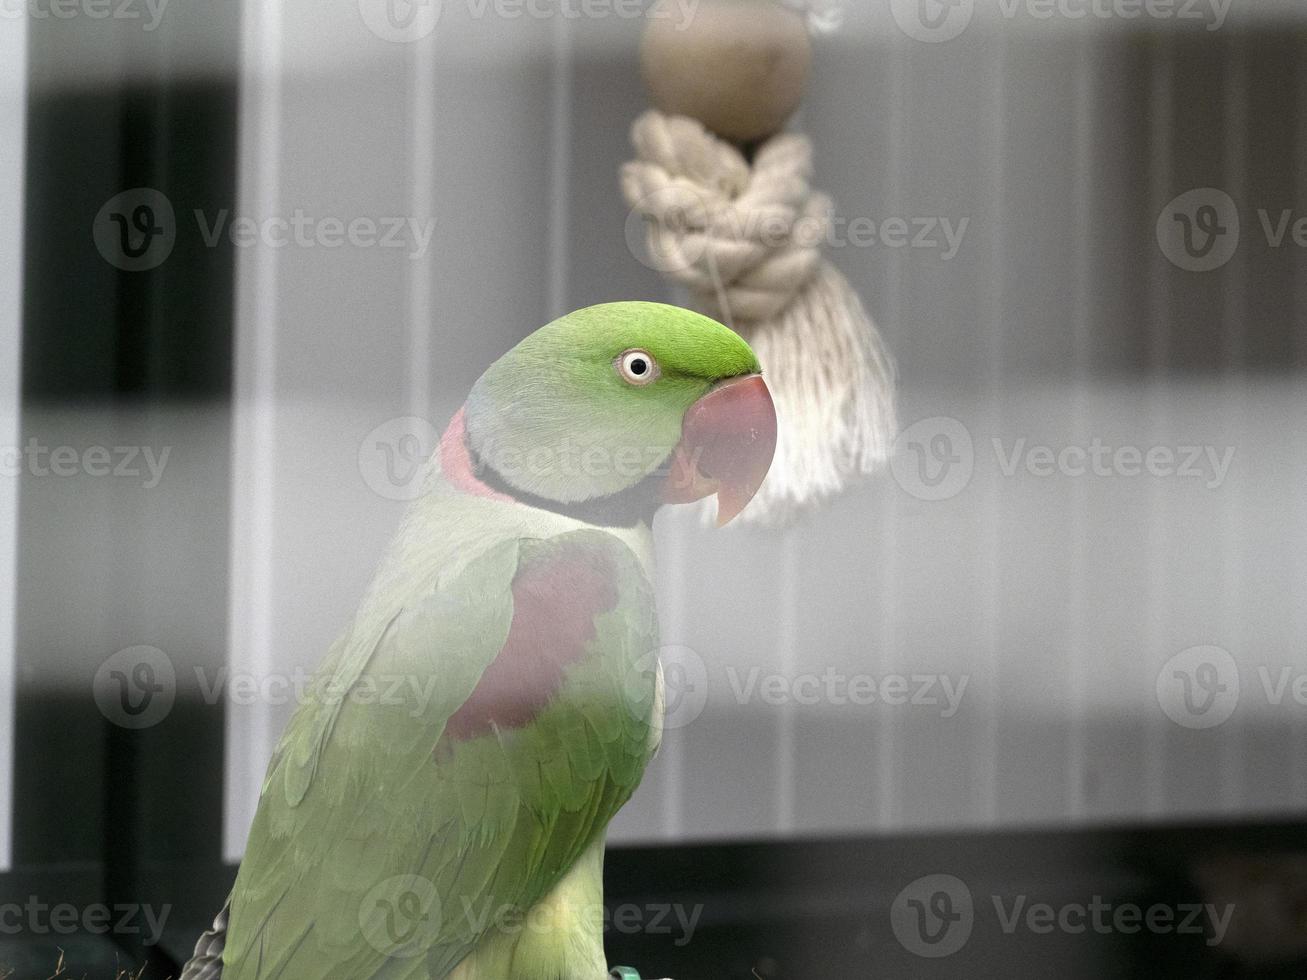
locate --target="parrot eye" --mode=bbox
[616,349,660,386]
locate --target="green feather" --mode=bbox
[216,302,765,980]
[465,301,760,503]
[223,528,659,980]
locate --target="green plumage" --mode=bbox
[210,303,762,980]
[224,519,659,980]
[467,303,760,502]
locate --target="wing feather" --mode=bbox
[222,529,658,980]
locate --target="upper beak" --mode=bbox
[662,374,778,526]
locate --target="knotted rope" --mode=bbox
[622,110,897,526]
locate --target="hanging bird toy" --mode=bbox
[623,0,896,526]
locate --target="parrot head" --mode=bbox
[457,302,777,526]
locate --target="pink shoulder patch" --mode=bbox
[440,542,621,744]
[439,408,513,503]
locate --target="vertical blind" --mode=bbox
[224,1,1307,858]
[0,16,26,874]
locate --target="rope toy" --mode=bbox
[622,0,895,526]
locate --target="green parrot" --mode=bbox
[182,302,778,980]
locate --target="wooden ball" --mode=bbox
[641,0,812,145]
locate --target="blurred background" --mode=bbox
[2,0,1307,976]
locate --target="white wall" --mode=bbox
[0,16,25,872]
[225,1,1307,856]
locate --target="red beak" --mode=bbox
[662,375,778,526]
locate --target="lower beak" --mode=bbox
[662,374,778,526]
